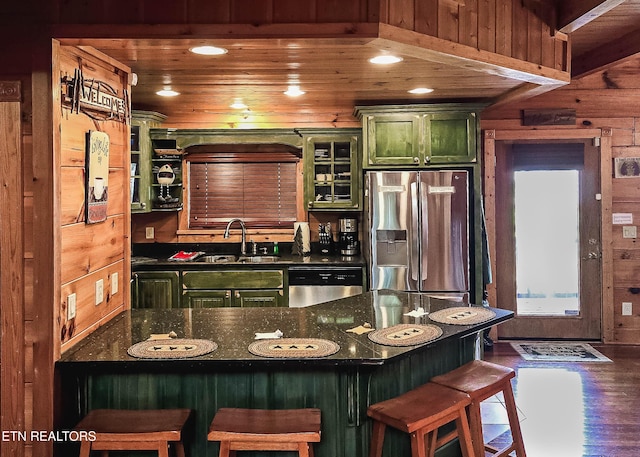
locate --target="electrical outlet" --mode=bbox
[622,302,633,316]
[67,293,77,320]
[145,226,155,239]
[111,272,119,296]
[622,226,637,239]
[95,279,104,306]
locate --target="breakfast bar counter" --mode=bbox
[56,291,512,457]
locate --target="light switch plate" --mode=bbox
[145,226,155,239]
[111,272,119,296]
[622,302,633,316]
[67,293,77,320]
[95,279,104,305]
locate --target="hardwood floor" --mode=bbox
[482,341,640,457]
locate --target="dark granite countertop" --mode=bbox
[57,291,512,371]
[132,242,366,270]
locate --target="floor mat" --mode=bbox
[510,341,612,362]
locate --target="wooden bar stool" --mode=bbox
[73,408,192,457]
[367,382,475,457]
[431,360,526,457]
[208,407,321,457]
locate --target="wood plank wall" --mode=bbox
[380,0,567,71]
[58,45,131,352]
[482,56,640,344]
[47,0,381,24]
[0,80,26,457]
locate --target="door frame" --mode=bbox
[483,128,614,342]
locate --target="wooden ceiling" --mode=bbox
[78,0,640,126]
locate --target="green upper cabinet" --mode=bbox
[355,105,483,168]
[301,129,362,211]
[130,111,166,213]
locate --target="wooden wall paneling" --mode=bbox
[414,0,438,36]
[387,0,414,30]
[60,216,126,284]
[0,81,25,457]
[600,129,615,343]
[60,261,126,349]
[59,117,127,167]
[494,0,512,56]
[140,0,188,24]
[131,212,180,243]
[438,0,460,43]
[30,37,60,457]
[556,30,568,71]
[611,145,640,158]
[526,10,542,65]
[477,0,496,53]
[186,0,231,23]
[273,0,316,23]
[511,0,528,61]
[540,17,555,69]
[612,179,640,203]
[458,0,478,49]
[231,0,274,23]
[482,129,498,341]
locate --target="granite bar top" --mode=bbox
[57,291,512,371]
[132,242,366,269]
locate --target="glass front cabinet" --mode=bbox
[130,111,167,213]
[302,129,361,211]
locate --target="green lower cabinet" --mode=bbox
[182,289,232,308]
[181,288,286,307]
[181,270,286,308]
[235,289,285,307]
[131,271,180,308]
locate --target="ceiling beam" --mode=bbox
[572,27,640,78]
[373,24,570,87]
[557,0,626,33]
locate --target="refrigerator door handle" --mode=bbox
[410,181,420,281]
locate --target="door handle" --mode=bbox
[583,251,600,260]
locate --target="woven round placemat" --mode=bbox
[428,306,496,325]
[248,338,340,358]
[127,338,217,359]
[367,324,443,347]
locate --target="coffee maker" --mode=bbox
[338,217,360,256]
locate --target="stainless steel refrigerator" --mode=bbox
[365,170,470,300]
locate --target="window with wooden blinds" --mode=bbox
[188,160,297,229]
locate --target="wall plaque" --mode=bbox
[85,131,110,224]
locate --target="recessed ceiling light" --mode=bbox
[230,99,248,109]
[190,45,228,55]
[408,87,434,94]
[369,54,403,64]
[156,89,180,97]
[284,85,305,97]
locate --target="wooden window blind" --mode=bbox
[188,158,298,229]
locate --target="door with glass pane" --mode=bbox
[495,141,601,339]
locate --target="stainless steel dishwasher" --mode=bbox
[288,266,364,307]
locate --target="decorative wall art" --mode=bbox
[85,130,110,223]
[614,157,640,178]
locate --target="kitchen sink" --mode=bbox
[194,254,279,263]
[197,255,238,263]
[238,255,280,263]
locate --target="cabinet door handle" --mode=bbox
[424,156,431,164]
[226,290,232,299]
[413,157,419,164]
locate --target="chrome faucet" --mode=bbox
[223,218,247,255]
